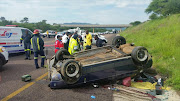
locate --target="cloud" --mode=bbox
[0,0,151,24]
[95,0,151,8]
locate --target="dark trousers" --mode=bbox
[24,42,31,58]
[34,50,45,68]
[64,42,69,51]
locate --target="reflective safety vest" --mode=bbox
[68,37,79,54]
[31,34,44,52]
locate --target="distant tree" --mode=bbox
[145,0,168,16]
[0,17,6,21]
[130,21,142,26]
[23,17,29,23]
[165,0,180,15]
[13,20,17,23]
[42,20,47,24]
[0,20,12,26]
[149,13,159,20]
[20,20,24,23]
[145,0,180,19]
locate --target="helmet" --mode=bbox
[33,29,39,34]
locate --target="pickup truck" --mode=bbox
[48,36,153,89]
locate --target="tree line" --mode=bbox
[0,17,108,33]
[0,17,70,32]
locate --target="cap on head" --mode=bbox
[94,35,98,40]
[33,29,39,34]
[57,35,62,39]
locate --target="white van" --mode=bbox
[0,26,33,53]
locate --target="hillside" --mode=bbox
[121,14,180,90]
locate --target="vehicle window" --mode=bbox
[21,29,27,35]
[21,29,32,35]
[27,29,33,35]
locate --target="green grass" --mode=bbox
[121,14,180,90]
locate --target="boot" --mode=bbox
[34,59,39,69]
[24,51,28,60]
[41,58,45,68]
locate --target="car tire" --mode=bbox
[60,59,82,84]
[102,40,106,46]
[144,59,153,68]
[131,46,149,65]
[0,59,3,68]
[0,53,5,65]
[112,36,126,48]
[55,49,70,61]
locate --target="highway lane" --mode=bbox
[0,34,117,101]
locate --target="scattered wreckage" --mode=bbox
[48,36,153,89]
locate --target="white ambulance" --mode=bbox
[0,26,33,53]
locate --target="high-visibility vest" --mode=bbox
[68,38,79,54]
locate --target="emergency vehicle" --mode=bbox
[0,26,33,53]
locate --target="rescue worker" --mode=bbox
[46,30,49,38]
[31,29,45,69]
[55,35,64,53]
[68,34,80,54]
[83,30,92,50]
[94,35,103,47]
[62,32,69,50]
[20,30,32,60]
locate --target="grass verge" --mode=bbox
[121,14,180,90]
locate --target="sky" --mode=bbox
[0,0,152,24]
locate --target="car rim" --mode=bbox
[66,63,79,77]
[136,49,148,62]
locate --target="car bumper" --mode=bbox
[2,51,9,61]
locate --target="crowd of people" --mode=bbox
[55,30,104,54]
[20,29,104,69]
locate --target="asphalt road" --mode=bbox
[0,34,117,101]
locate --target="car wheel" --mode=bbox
[0,53,5,66]
[60,59,82,84]
[144,59,153,68]
[0,59,3,68]
[102,40,106,46]
[131,46,149,65]
[55,49,70,61]
[112,36,126,48]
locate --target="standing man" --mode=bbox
[46,30,49,38]
[68,34,80,54]
[62,32,69,50]
[94,35,103,47]
[31,29,45,69]
[55,35,64,53]
[20,30,32,60]
[83,30,92,50]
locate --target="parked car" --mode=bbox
[55,32,65,40]
[0,46,8,68]
[42,30,56,38]
[48,36,153,89]
[0,26,33,53]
